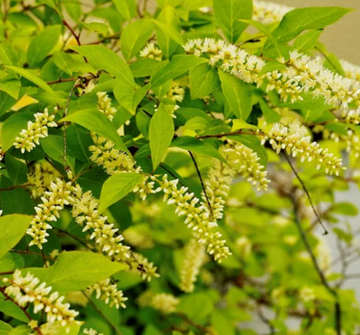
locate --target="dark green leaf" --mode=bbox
[189,63,219,99]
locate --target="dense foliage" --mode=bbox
[0,0,360,334]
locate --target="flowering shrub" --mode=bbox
[0,0,360,334]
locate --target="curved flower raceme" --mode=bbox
[88,278,127,309]
[153,174,231,262]
[27,178,76,249]
[179,238,206,293]
[71,187,131,261]
[139,291,179,314]
[184,39,360,109]
[97,92,117,121]
[14,108,58,153]
[259,122,344,175]
[3,270,80,330]
[71,187,159,281]
[341,59,360,81]
[203,140,269,220]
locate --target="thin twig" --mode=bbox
[283,152,328,235]
[290,195,342,335]
[178,313,216,335]
[196,129,258,139]
[82,291,123,335]
[188,151,213,217]
[47,77,77,85]
[63,79,80,170]
[54,227,92,250]
[62,19,81,46]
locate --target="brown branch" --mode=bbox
[0,286,43,335]
[0,183,33,192]
[10,249,53,260]
[283,152,328,235]
[62,19,81,46]
[86,33,121,45]
[47,77,77,85]
[196,129,258,139]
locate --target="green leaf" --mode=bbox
[99,173,144,212]
[0,320,13,334]
[171,136,227,164]
[5,66,59,101]
[112,0,136,21]
[38,0,62,15]
[0,42,18,66]
[189,63,219,99]
[154,6,181,59]
[27,25,61,67]
[152,18,184,45]
[0,253,24,273]
[61,109,130,155]
[151,55,208,88]
[178,292,214,323]
[8,326,31,335]
[293,30,323,52]
[23,251,128,293]
[81,22,109,35]
[332,202,358,216]
[114,81,149,115]
[218,70,252,120]
[231,134,268,166]
[268,7,353,46]
[0,215,32,259]
[71,45,135,86]
[1,112,34,152]
[259,98,281,123]
[63,0,82,21]
[213,0,252,43]
[0,294,27,322]
[130,58,161,78]
[0,80,21,99]
[259,61,286,76]
[149,104,174,170]
[121,19,154,61]
[240,19,282,57]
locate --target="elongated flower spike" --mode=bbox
[203,140,269,220]
[259,122,345,175]
[179,238,206,293]
[97,92,117,121]
[27,178,76,249]
[184,38,360,109]
[3,270,80,331]
[88,278,127,309]
[14,108,58,153]
[153,174,231,262]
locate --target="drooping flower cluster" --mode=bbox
[88,278,127,309]
[140,42,162,61]
[123,225,154,249]
[97,92,117,121]
[27,178,75,249]
[184,39,360,108]
[89,135,156,200]
[27,160,62,198]
[259,122,344,175]
[341,59,360,81]
[153,174,231,262]
[14,108,58,153]
[341,109,360,125]
[166,81,185,103]
[150,293,179,314]
[139,291,179,314]
[253,0,293,24]
[179,238,206,293]
[71,188,131,262]
[203,140,269,220]
[3,270,79,329]
[71,187,159,281]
